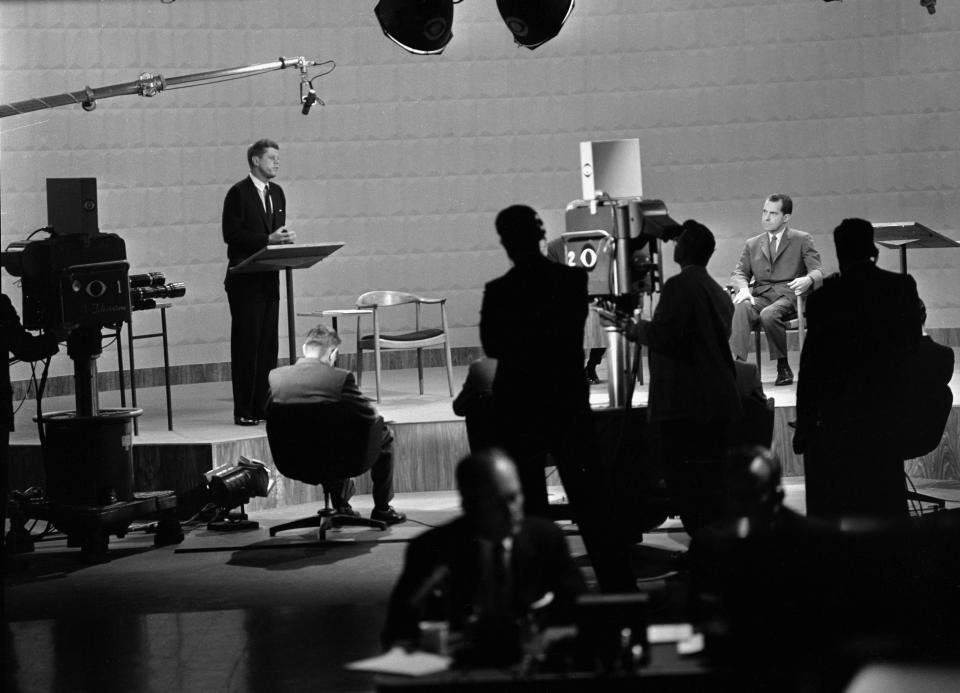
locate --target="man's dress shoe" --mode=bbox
[234,416,259,426]
[585,366,601,385]
[775,364,794,386]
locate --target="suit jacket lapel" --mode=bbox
[760,234,771,264]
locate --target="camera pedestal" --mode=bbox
[7,490,183,562]
[10,405,185,561]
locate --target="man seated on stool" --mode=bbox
[729,194,823,385]
[381,449,584,661]
[266,324,405,524]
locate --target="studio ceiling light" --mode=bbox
[375,0,454,55]
[497,0,575,50]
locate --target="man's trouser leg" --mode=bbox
[730,300,760,361]
[369,422,396,510]
[551,414,638,593]
[758,296,795,361]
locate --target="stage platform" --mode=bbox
[8,354,960,517]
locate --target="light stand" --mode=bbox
[204,458,272,532]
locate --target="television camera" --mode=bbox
[560,139,683,407]
[1,180,186,415]
[2,178,185,559]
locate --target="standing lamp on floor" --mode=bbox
[205,457,272,531]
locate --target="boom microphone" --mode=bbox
[301,89,317,115]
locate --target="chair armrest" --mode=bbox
[320,309,374,317]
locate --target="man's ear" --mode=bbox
[782,213,792,225]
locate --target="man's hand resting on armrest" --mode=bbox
[732,287,754,305]
[787,275,813,294]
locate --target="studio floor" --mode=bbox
[5,357,960,693]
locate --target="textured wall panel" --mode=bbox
[2,0,959,385]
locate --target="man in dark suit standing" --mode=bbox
[381,449,584,658]
[480,205,635,593]
[266,324,405,524]
[222,139,296,425]
[730,194,823,385]
[795,218,921,518]
[616,220,742,533]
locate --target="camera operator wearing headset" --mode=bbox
[605,220,741,534]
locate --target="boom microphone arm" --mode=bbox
[0,56,327,118]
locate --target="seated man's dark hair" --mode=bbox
[766,193,793,215]
[494,205,546,254]
[303,324,341,353]
[833,217,878,266]
[247,138,279,166]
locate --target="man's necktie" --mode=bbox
[263,184,272,224]
[770,234,779,257]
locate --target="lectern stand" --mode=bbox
[872,222,960,274]
[229,242,343,362]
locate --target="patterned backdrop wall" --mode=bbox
[2,0,958,381]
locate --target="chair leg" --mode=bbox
[355,315,363,386]
[417,347,425,395]
[754,327,762,371]
[269,512,334,537]
[444,339,454,397]
[440,302,454,397]
[374,342,382,403]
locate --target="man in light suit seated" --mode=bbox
[729,194,824,386]
[266,324,406,524]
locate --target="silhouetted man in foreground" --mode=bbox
[614,220,741,533]
[381,450,584,663]
[795,218,921,518]
[480,204,635,592]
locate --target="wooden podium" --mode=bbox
[872,222,960,274]
[229,242,343,362]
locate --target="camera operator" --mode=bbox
[1,291,61,558]
[605,220,741,535]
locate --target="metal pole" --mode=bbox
[1,57,319,118]
[285,267,297,364]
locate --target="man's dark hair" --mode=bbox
[678,219,716,266]
[303,323,341,353]
[918,297,927,329]
[766,193,793,216]
[494,205,546,254]
[833,217,878,266]
[247,138,279,167]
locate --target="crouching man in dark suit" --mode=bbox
[381,449,584,663]
[266,324,405,525]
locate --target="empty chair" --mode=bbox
[353,291,455,403]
